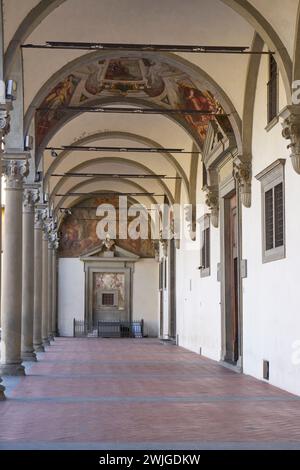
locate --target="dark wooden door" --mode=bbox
[225,193,239,364]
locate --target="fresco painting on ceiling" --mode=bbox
[36,75,80,147]
[36,57,223,148]
[58,196,155,258]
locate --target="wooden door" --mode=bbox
[224,193,239,364]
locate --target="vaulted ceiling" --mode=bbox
[2,0,299,216]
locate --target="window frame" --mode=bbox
[199,214,211,277]
[267,54,279,126]
[256,159,286,264]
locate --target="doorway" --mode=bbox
[224,192,239,364]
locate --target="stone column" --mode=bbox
[33,207,44,352]
[0,102,13,397]
[51,243,58,338]
[0,157,28,376]
[47,238,53,341]
[21,187,39,361]
[42,225,50,346]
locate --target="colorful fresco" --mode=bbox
[36,57,224,148]
[58,196,155,258]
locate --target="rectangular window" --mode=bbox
[200,214,211,277]
[102,293,114,306]
[159,260,163,290]
[264,183,284,252]
[256,160,286,263]
[267,55,278,124]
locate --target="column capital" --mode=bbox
[233,157,252,208]
[280,105,300,174]
[203,184,219,228]
[23,186,40,212]
[0,101,13,140]
[2,154,30,189]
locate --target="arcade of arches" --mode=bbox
[1,0,300,449]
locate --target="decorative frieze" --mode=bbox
[281,106,300,174]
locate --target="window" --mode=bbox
[202,162,208,189]
[102,293,114,306]
[159,261,163,290]
[267,54,278,124]
[199,214,211,277]
[256,159,286,263]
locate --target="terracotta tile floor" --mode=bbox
[1,337,300,450]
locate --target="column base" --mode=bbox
[0,363,26,376]
[34,343,45,353]
[43,338,51,346]
[21,351,37,362]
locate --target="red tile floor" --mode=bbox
[1,337,300,449]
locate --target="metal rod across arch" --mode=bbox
[21,41,274,54]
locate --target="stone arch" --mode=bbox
[49,156,175,205]
[34,96,203,164]
[4,0,66,77]
[221,0,292,101]
[6,0,292,100]
[53,176,166,216]
[242,33,264,160]
[293,0,300,81]
[44,130,190,199]
[24,50,242,158]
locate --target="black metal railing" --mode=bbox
[73,319,144,338]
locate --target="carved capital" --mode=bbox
[184,205,196,241]
[0,103,12,140]
[2,159,29,189]
[159,230,169,257]
[152,240,160,262]
[281,108,300,174]
[233,160,252,208]
[34,209,44,229]
[23,187,40,212]
[204,185,219,228]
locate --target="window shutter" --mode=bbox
[265,188,274,251]
[205,227,210,269]
[274,182,284,247]
[268,55,278,123]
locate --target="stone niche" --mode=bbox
[80,243,140,325]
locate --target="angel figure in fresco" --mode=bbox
[177,81,222,142]
[44,75,76,111]
[36,75,78,146]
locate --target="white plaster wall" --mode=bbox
[176,166,221,361]
[132,259,159,337]
[58,258,85,336]
[58,257,158,337]
[241,57,300,396]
